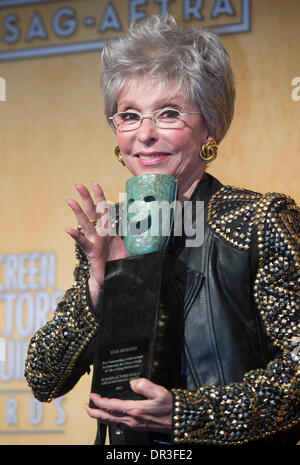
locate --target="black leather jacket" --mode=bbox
[25,174,300,445]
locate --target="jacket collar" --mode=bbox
[167,173,223,254]
[188,172,223,202]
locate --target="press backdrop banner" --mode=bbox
[0,0,299,445]
[0,0,251,61]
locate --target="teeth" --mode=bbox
[139,154,167,159]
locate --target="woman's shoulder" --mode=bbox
[207,183,299,250]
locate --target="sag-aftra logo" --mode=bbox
[0,0,251,62]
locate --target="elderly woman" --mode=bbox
[25,16,300,445]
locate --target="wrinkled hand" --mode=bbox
[66,182,128,304]
[85,378,173,434]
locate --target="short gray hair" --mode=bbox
[101,15,235,143]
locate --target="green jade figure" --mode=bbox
[124,174,178,256]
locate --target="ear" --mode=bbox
[204,115,222,144]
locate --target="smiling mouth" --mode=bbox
[129,214,152,235]
[135,153,170,159]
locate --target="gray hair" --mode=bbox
[101,15,235,143]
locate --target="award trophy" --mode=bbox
[90,174,186,401]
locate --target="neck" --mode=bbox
[177,166,206,205]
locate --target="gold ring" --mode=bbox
[90,218,98,227]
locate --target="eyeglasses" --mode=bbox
[109,108,201,132]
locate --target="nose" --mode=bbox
[137,116,158,144]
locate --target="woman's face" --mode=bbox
[115,78,213,199]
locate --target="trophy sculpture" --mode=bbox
[90,174,186,401]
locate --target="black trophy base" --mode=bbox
[90,250,186,401]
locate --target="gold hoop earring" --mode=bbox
[114,146,125,166]
[199,140,218,163]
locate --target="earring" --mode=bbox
[199,140,218,163]
[114,146,125,166]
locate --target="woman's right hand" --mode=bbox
[65,182,128,306]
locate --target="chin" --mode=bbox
[129,165,177,178]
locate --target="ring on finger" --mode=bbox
[89,218,99,227]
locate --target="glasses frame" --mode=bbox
[109,108,201,132]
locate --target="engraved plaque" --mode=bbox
[90,251,186,401]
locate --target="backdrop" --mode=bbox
[0,0,299,445]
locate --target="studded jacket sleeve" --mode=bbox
[24,243,99,402]
[172,192,300,444]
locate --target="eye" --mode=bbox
[144,195,156,202]
[157,109,180,120]
[119,112,140,121]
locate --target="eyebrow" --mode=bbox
[117,100,182,112]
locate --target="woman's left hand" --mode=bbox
[85,378,173,434]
